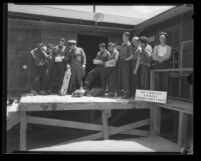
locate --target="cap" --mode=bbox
[132,36,139,41]
[158,32,168,37]
[67,40,77,45]
[99,43,106,47]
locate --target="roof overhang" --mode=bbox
[134,4,193,34]
[8,4,142,26]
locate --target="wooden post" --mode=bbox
[150,104,161,135]
[178,111,188,147]
[20,106,27,151]
[102,110,109,140]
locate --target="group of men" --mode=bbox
[29,31,155,99]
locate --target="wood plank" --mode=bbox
[20,109,27,151]
[61,119,150,144]
[121,129,149,136]
[27,116,103,131]
[156,99,193,115]
[19,95,150,111]
[150,105,161,135]
[102,110,109,139]
[178,112,188,147]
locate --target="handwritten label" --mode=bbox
[135,89,167,104]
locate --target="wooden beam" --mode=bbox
[178,112,188,147]
[59,119,150,144]
[110,110,129,125]
[7,112,20,131]
[27,116,103,131]
[20,109,27,151]
[102,110,109,139]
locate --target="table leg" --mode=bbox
[150,104,161,135]
[178,111,188,147]
[20,109,27,151]
[102,110,109,140]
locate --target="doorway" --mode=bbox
[77,34,108,87]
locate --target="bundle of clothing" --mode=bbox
[71,88,105,97]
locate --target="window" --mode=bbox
[181,40,193,68]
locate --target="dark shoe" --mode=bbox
[107,92,115,97]
[30,90,37,95]
[121,91,130,99]
[40,91,46,95]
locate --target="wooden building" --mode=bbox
[8,4,138,93]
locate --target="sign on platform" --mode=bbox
[135,89,167,104]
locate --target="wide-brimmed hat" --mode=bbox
[67,40,77,45]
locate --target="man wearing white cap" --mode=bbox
[66,40,86,92]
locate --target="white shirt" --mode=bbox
[158,45,168,57]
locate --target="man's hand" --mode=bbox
[133,69,137,75]
[82,65,86,76]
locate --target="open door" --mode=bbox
[77,34,108,87]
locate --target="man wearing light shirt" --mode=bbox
[84,43,110,90]
[49,38,67,94]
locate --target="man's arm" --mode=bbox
[114,49,120,64]
[30,48,37,59]
[81,48,86,66]
[133,49,141,74]
[93,52,103,65]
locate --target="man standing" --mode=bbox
[125,36,141,97]
[29,43,49,94]
[105,42,119,97]
[67,40,86,93]
[46,43,55,93]
[49,38,67,94]
[138,36,153,90]
[117,32,133,98]
[84,43,110,90]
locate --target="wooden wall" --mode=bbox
[7,22,122,93]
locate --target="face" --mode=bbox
[99,46,104,51]
[138,41,146,48]
[69,44,75,50]
[122,34,128,42]
[132,39,139,47]
[159,35,166,44]
[59,40,65,46]
[108,46,114,52]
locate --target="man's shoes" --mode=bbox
[30,90,37,95]
[39,91,46,95]
[121,91,130,99]
[107,92,115,97]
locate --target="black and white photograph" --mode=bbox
[5,3,193,154]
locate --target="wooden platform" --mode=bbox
[30,136,181,152]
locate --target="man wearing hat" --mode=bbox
[66,40,86,92]
[84,42,110,90]
[105,42,119,97]
[49,38,67,93]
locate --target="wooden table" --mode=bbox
[19,95,150,151]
